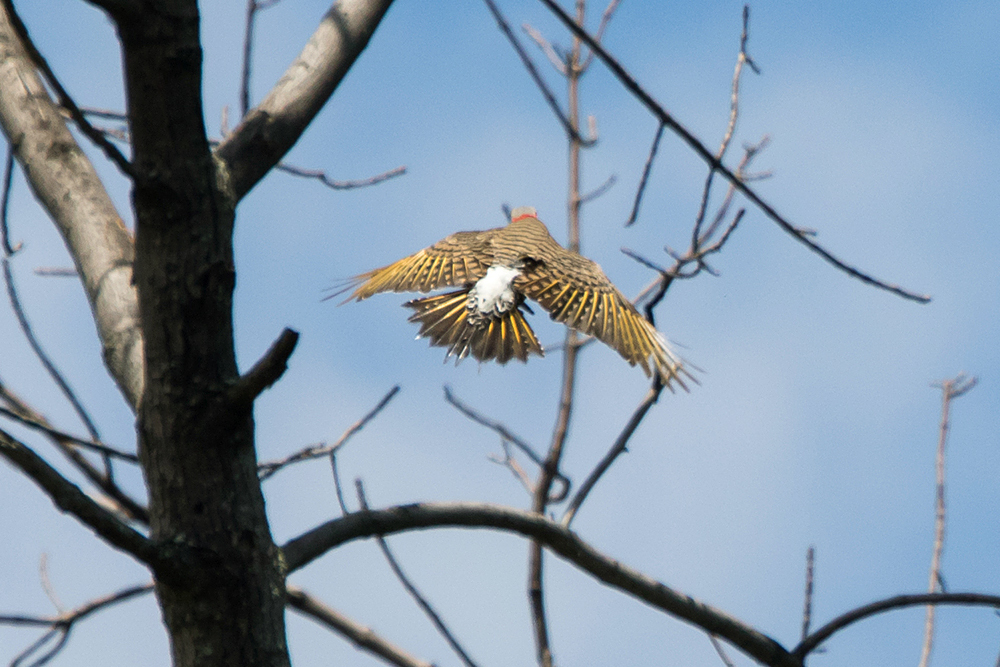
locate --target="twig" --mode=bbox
[0,428,168,575]
[539,0,931,304]
[522,23,567,75]
[1,146,18,255]
[794,592,1000,659]
[0,583,152,667]
[2,260,107,467]
[488,439,536,495]
[625,122,664,226]
[0,405,138,463]
[329,449,350,515]
[562,382,661,526]
[579,173,616,204]
[32,267,77,277]
[240,0,285,117]
[276,163,406,190]
[481,0,595,147]
[802,546,815,644]
[443,385,569,501]
[286,586,433,667]
[708,634,736,667]
[356,480,480,667]
[0,0,133,176]
[259,385,399,480]
[579,0,622,71]
[0,382,147,523]
[919,373,977,667]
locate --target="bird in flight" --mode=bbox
[338,207,691,390]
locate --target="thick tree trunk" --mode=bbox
[116,2,288,665]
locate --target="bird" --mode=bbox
[338,207,691,390]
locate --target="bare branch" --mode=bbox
[276,162,406,190]
[708,634,737,667]
[443,385,570,501]
[0,381,147,524]
[0,583,152,667]
[539,0,931,304]
[919,373,978,667]
[0,0,133,176]
[1,146,17,255]
[356,481,480,667]
[801,546,815,642]
[0,405,138,463]
[795,592,1000,659]
[0,428,164,572]
[281,502,797,667]
[228,328,300,409]
[286,586,433,667]
[259,384,400,480]
[522,23,568,75]
[0,5,143,408]
[215,0,397,201]
[562,382,661,526]
[481,0,595,147]
[625,122,664,226]
[579,173,616,204]
[3,258,109,478]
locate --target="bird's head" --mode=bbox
[509,206,538,224]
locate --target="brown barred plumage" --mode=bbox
[339,207,691,390]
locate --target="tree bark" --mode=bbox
[115,2,288,665]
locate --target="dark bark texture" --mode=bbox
[117,2,288,665]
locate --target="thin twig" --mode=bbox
[2,260,107,472]
[522,23,567,75]
[259,385,399,480]
[31,267,77,277]
[802,545,815,644]
[2,583,152,667]
[443,385,570,500]
[1,0,133,176]
[276,163,406,190]
[0,405,138,463]
[562,381,661,526]
[481,0,595,147]
[795,592,1000,659]
[579,173,616,204]
[286,586,434,667]
[0,382,147,523]
[626,122,664,226]
[240,0,286,116]
[919,373,977,667]
[539,0,930,304]
[579,0,622,71]
[356,480,480,667]
[1,146,18,255]
[708,634,737,667]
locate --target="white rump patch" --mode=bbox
[468,265,520,318]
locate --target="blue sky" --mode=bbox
[2,1,999,665]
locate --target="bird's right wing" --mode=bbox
[336,230,496,302]
[516,254,691,390]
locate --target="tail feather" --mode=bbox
[405,290,543,364]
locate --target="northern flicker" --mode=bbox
[340,207,691,390]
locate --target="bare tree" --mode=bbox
[0,2,996,667]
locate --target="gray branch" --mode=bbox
[0,5,143,408]
[216,0,397,201]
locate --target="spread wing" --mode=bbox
[516,253,690,389]
[336,230,496,302]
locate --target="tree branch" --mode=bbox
[794,592,1000,659]
[0,4,143,408]
[539,0,931,304]
[216,0,397,201]
[286,586,433,667]
[282,502,797,667]
[0,428,168,574]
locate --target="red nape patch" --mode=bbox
[511,213,535,223]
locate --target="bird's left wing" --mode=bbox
[338,230,496,302]
[516,254,690,389]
